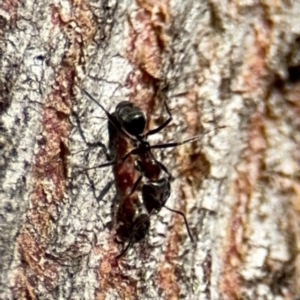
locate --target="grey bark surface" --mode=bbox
[0,0,300,299]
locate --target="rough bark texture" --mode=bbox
[0,0,299,299]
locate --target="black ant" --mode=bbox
[80,89,218,257]
[94,103,152,258]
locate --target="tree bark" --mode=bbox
[0,0,299,299]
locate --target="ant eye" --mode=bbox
[116,102,146,136]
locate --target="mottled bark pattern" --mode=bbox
[0,0,299,299]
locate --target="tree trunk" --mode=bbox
[1,0,299,299]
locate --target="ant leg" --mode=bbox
[82,89,115,127]
[149,126,227,150]
[115,235,135,259]
[145,101,173,137]
[75,159,117,172]
[150,135,202,150]
[74,144,139,173]
[155,159,172,179]
[85,171,98,199]
[128,175,143,196]
[164,205,194,242]
[71,111,112,196]
[74,137,142,172]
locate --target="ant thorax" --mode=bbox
[142,178,171,214]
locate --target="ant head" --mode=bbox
[142,178,171,213]
[130,213,150,243]
[115,101,146,137]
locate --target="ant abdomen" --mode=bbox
[142,178,171,213]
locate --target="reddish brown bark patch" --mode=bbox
[156,229,181,299]
[14,271,37,300]
[219,112,267,299]
[13,2,96,296]
[126,0,170,123]
[14,86,71,295]
[175,88,210,190]
[241,17,271,96]
[156,187,192,299]
[218,11,271,297]
[95,241,139,300]
[1,0,18,27]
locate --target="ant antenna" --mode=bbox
[82,89,111,121]
[149,126,227,150]
[81,88,131,139]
